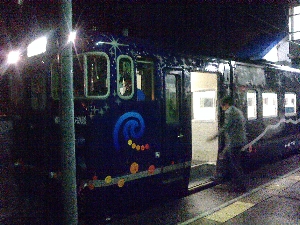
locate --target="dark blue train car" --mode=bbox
[2,29,300,220]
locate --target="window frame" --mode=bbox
[117,55,134,100]
[284,92,297,117]
[246,90,258,120]
[136,58,155,101]
[84,52,110,99]
[262,92,278,118]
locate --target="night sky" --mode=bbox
[0,1,291,58]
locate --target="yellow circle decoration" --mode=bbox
[128,139,133,145]
[118,179,125,188]
[130,162,139,174]
[105,176,112,184]
[132,143,136,149]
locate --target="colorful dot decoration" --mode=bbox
[130,162,139,174]
[105,176,112,184]
[128,139,150,151]
[118,178,125,188]
[148,165,155,174]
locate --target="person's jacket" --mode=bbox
[220,105,247,149]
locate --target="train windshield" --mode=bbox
[51,53,110,99]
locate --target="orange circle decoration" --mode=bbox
[118,179,125,188]
[130,162,139,174]
[148,165,155,174]
[105,176,112,184]
[127,139,150,152]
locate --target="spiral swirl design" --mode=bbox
[113,112,145,151]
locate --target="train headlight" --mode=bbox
[27,36,47,57]
[7,50,21,64]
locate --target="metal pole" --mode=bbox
[59,0,78,224]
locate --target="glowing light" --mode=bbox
[7,50,20,64]
[27,36,47,57]
[68,31,76,43]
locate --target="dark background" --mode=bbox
[0,1,293,58]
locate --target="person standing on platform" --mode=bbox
[207,96,247,192]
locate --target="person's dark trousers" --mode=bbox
[225,146,246,191]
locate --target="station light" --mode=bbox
[7,50,21,64]
[27,36,47,57]
[68,31,76,43]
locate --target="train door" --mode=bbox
[189,72,219,188]
[162,68,191,186]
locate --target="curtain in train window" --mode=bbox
[284,93,296,116]
[165,74,179,124]
[117,56,134,98]
[262,92,277,117]
[247,91,257,119]
[136,59,155,101]
[87,54,109,97]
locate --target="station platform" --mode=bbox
[108,153,300,225]
[0,116,299,225]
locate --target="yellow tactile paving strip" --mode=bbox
[265,183,287,190]
[204,201,254,223]
[179,168,300,225]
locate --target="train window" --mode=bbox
[262,92,278,117]
[193,91,216,121]
[165,73,180,124]
[136,59,155,101]
[284,93,296,116]
[51,55,85,99]
[247,91,257,119]
[117,55,134,99]
[86,53,110,98]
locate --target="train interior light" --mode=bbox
[27,36,47,57]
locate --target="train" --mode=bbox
[1,29,300,220]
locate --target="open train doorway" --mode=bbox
[188,72,219,188]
